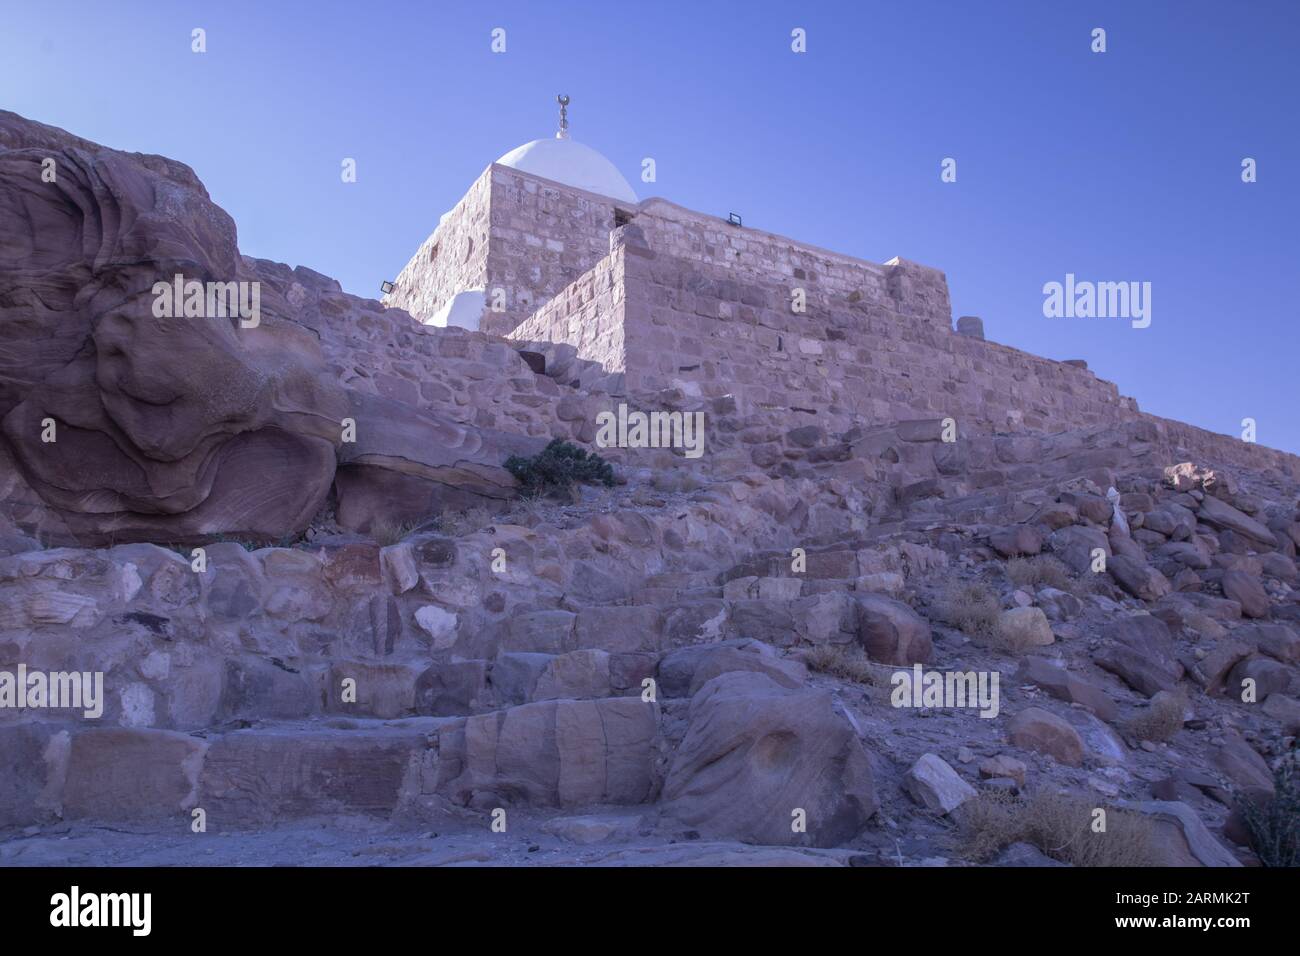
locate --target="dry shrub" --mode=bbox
[955,790,1161,867]
[368,518,414,547]
[932,580,1001,640]
[804,644,878,686]
[651,469,704,494]
[504,493,552,526]
[1127,691,1187,743]
[1006,555,1072,591]
[991,612,1046,656]
[1006,554,1101,599]
[435,506,494,537]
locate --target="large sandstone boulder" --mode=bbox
[1094,614,1183,696]
[441,697,660,809]
[0,110,524,545]
[1007,707,1085,766]
[1247,623,1300,663]
[661,672,877,846]
[1015,657,1118,721]
[333,391,534,533]
[1197,495,1277,548]
[0,111,347,544]
[988,524,1042,558]
[1227,655,1293,700]
[1048,525,1110,575]
[1107,553,1172,602]
[854,594,932,665]
[1122,800,1241,867]
[656,639,805,698]
[1220,569,1270,619]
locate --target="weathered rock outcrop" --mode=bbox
[0,111,559,545]
[660,672,877,846]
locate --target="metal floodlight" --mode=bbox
[380,280,395,295]
[727,212,743,227]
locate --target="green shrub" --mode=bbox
[1241,762,1300,868]
[505,439,614,497]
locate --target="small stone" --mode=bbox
[414,605,458,649]
[904,753,977,815]
[997,606,1054,647]
[979,755,1027,787]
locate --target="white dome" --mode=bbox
[426,289,485,331]
[494,137,637,204]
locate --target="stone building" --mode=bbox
[383,104,1143,436]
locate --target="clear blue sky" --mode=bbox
[3,1,1297,453]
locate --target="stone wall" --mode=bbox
[384,165,628,336]
[482,166,627,335]
[387,164,1299,477]
[1136,411,1300,479]
[510,225,1137,438]
[508,242,628,378]
[248,258,587,440]
[386,165,951,340]
[632,199,952,336]
[382,168,493,325]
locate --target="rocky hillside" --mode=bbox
[1,110,1297,867]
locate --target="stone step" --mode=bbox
[642,571,718,589]
[2,697,662,828]
[631,585,722,606]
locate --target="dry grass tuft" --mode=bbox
[652,470,705,494]
[804,644,878,686]
[955,790,1162,867]
[932,580,1002,641]
[1007,553,1102,598]
[505,493,553,526]
[369,519,415,547]
[1006,555,1072,590]
[435,506,494,537]
[1127,691,1188,743]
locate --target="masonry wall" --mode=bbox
[387,165,952,341]
[479,166,627,335]
[536,227,1140,438]
[508,242,628,374]
[384,166,1299,476]
[632,200,953,336]
[383,167,493,323]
